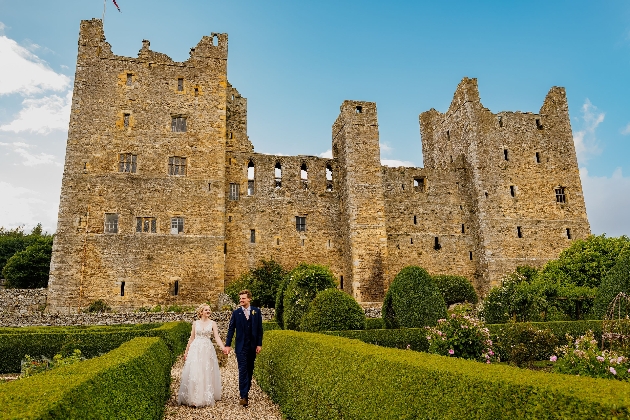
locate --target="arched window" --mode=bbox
[247,160,255,196]
[300,163,308,190]
[326,164,333,191]
[274,161,282,188]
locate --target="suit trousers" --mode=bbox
[235,348,257,399]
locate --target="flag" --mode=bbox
[112,0,121,12]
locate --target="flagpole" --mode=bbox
[102,0,106,25]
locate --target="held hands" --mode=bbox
[256,346,262,354]
[223,346,231,355]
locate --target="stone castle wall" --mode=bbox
[47,20,590,313]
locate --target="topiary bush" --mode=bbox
[300,289,365,332]
[592,247,630,319]
[382,266,447,329]
[225,259,286,308]
[274,274,292,329]
[432,274,478,306]
[282,264,337,330]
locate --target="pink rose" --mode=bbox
[448,349,455,355]
[596,356,605,362]
[610,367,617,375]
[550,355,557,362]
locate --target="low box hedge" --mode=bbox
[0,337,172,420]
[255,330,630,419]
[323,327,429,352]
[488,320,603,346]
[0,322,190,373]
[0,323,160,335]
[263,321,281,332]
[364,318,384,330]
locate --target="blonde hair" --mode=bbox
[196,303,211,319]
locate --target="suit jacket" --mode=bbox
[226,306,263,353]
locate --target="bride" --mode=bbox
[177,303,225,407]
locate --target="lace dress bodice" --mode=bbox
[195,321,215,341]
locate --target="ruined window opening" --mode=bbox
[434,237,442,251]
[171,217,184,234]
[340,275,344,289]
[247,160,255,196]
[173,280,179,296]
[121,281,125,296]
[250,229,256,243]
[450,156,453,163]
[326,164,333,191]
[224,243,227,254]
[229,132,233,139]
[123,113,130,127]
[296,216,306,232]
[231,94,235,100]
[212,35,218,46]
[536,119,543,130]
[447,130,450,141]
[300,163,308,190]
[136,217,157,233]
[208,183,211,191]
[277,238,280,246]
[461,224,465,233]
[168,156,187,176]
[228,216,232,222]
[401,184,405,190]
[566,228,572,239]
[229,183,239,200]
[484,191,488,198]
[555,186,566,203]
[413,178,425,192]
[83,162,87,170]
[510,185,515,197]
[177,78,184,91]
[105,213,118,234]
[171,116,187,132]
[414,215,417,225]
[535,152,541,163]
[301,239,305,247]
[498,116,503,127]
[517,226,523,238]
[410,237,413,244]
[126,73,132,86]
[355,105,362,114]
[118,153,137,173]
[504,149,509,161]
[194,87,199,96]
[275,162,282,188]
[328,239,331,248]
[469,251,473,260]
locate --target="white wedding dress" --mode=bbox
[177,320,222,407]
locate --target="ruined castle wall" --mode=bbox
[48,20,229,312]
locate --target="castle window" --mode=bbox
[168,156,187,176]
[247,160,255,196]
[296,216,306,232]
[498,116,503,127]
[461,224,465,233]
[229,183,240,200]
[469,251,473,260]
[504,149,509,161]
[177,78,184,91]
[228,216,232,222]
[277,238,281,246]
[414,215,417,225]
[447,130,450,141]
[171,217,184,234]
[535,152,541,163]
[566,228,572,239]
[104,213,118,234]
[410,237,413,244]
[434,237,442,250]
[555,187,566,203]
[275,162,282,188]
[484,191,488,198]
[229,132,233,139]
[250,229,256,243]
[536,119,543,130]
[301,239,305,246]
[517,226,523,238]
[136,217,157,233]
[121,281,125,296]
[300,163,308,190]
[194,87,199,96]
[118,154,137,173]
[326,164,333,192]
[126,73,132,86]
[123,113,130,127]
[171,116,187,132]
[510,185,515,197]
[413,177,425,192]
[355,105,362,114]
[173,280,179,296]
[224,243,227,254]
[340,275,344,289]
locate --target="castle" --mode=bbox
[47,19,591,313]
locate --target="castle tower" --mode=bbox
[47,19,229,312]
[333,101,388,302]
[420,78,591,291]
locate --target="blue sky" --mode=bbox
[0,0,629,235]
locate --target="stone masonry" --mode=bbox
[47,19,590,313]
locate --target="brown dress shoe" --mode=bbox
[239,398,248,406]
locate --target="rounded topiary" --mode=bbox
[300,289,365,332]
[432,274,478,306]
[592,247,630,319]
[282,264,337,330]
[382,266,447,329]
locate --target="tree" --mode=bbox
[3,236,54,288]
[300,289,365,332]
[432,274,478,306]
[592,247,630,319]
[0,224,48,276]
[225,259,286,307]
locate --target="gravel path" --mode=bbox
[164,352,283,420]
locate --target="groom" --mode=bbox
[224,289,263,407]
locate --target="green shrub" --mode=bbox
[432,274,478,305]
[324,327,429,351]
[83,299,111,313]
[282,264,336,330]
[0,224,48,275]
[226,259,287,307]
[274,274,292,329]
[21,349,83,377]
[426,311,496,362]
[2,236,53,289]
[300,289,365,332]
[365,318,384,330]
[592,247,630,319]
[263,321,281,332]
[491,323,558,366]
[382,266,446,329]
[255,330,630,419]
[0,337,172,419]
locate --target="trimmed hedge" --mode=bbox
[255,330,630,419]
[365,318,384,330]
[432,274,478,305]
[282,264,337,330]
[263,321,281,332]
[0,337,172,419]
[488,320,603,349]
[301,289,365,332]
[323,328,429,352]
[0,322,190,373]
[0,323,160,335]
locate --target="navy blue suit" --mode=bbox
[226,306,263,399]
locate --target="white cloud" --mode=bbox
[0,35,70,96]
[0,181,51,231]
[319,149,333,158]
[621,123,630,135]
[381,159,415,167]
[380,142,393,154]
[580,167,630,237]
[0,141,61,166]
[0,90,71,134]
[572,99,604,165]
